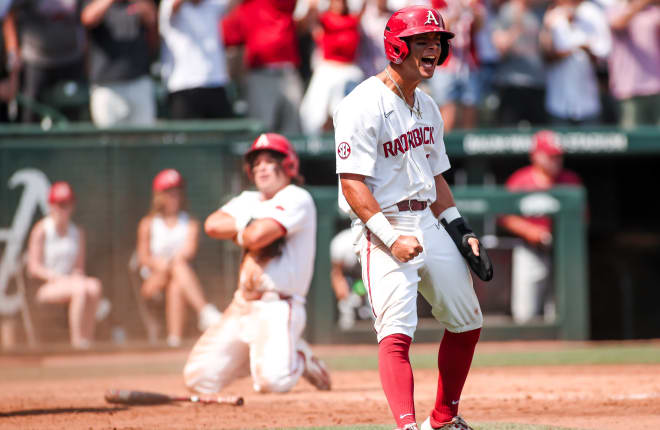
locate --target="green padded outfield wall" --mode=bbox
[1,123,591,345]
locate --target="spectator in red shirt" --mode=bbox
[222,0,304,134]
[500,130,582,323]
[299,0,364,136]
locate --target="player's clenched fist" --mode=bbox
[390,235,423,263]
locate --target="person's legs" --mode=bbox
[429,328,481,426]
[300,64,334,136]
[638,93,660,125]
[165,277,187,346]
[429,69,458,132]
[511,244,549,324]
[21,62,50,123]
[80,277,102,342]
[248,299,306,393]
[203,86,233,119]
[359,218,422,429]
[458,69,480,130]
[89,83,131,127]
[496,85,522,126]
[170,259,221,331]
[439,103,457,133]
[171,260,207,312]
[246,70,279,131]
[168,89,196,119]
[278,68,304,134]
[525,87,547,125]
[417,213,482,426]
[379,333,416,428]
[141,266,170,299]
[126,75,156,126]
[36,275,94,347]
[183,304,250,394]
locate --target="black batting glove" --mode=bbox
[441,217,494,282]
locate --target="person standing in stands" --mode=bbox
[81,0,158,127]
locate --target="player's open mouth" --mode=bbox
[421,56,436,69]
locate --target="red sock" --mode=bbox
[379,333,416,428]
[430,328,481,427]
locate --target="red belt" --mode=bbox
[396,200,428,211]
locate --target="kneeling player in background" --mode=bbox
[183,133,331,394]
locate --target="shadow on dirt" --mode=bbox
[0,406,128,417]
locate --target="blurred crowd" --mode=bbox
[0,0,657,130]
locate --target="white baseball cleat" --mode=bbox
[396,423,419,430]
[421,416,473,430]
[297,339,331,391]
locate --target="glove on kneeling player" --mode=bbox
[238,219,286,300]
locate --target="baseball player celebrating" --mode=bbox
[183,133,331,395]
[334,6,492,430]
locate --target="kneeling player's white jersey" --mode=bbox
[333,76,451,216]
[221,184,317,301]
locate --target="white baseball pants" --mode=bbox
[183,293,306,394]
[358,208,483,342]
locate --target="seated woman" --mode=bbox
[137,169,222,347]
[27,181,103,349]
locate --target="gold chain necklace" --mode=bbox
[385,68,422,119]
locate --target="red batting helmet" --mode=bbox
[245,133,300,179]
[384,6,454,65]
[48,181,75,204]
[153,169,184,192]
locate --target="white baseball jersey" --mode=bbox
[334,76,451,216]
[149,211,190,260]
[43,216,79,276]
[221,184,317,301]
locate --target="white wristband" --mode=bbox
[365,212,399,248]
[236,229,245,247]
[234,213,252,247]
[439,206,461,223]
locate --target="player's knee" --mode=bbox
[253,374,297,394]
[183,362,224,394]
[85,278,102,298]
[71,279,88,298]
[171,259,192,277]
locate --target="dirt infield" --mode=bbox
[1,343,659,430]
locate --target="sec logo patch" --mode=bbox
[337,142,351,159]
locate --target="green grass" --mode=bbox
[266,424,580,430]
[2,342,658,382]
[324,344,660,371]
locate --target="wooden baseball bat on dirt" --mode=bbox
[104,389,244,406]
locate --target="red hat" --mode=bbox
[245,133,299,179]
[48,181,75,204]
[531,130,563,156]
[153,169,184,192]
